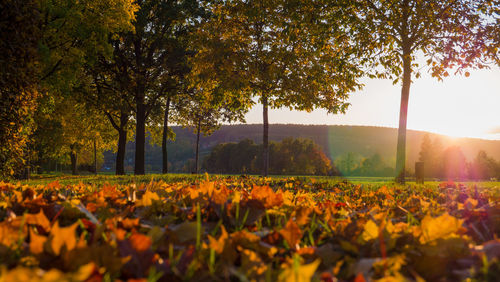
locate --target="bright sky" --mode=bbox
[243,66,500,140]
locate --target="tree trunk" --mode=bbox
[395,49,412,184]
[262,96,269,176]
[116,113,128,175]
[70,144,78,175]
[93,138,97,175]
[135,95,146,175]
[162,97,171,174]
[195,117,201,174]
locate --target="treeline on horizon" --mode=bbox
[43,129,499,180]
[34,124,500,179]
[3,1,500,182]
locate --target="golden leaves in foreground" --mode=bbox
[0,263,95,282]
[0,178,498,281]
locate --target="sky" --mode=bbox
[242,66,500,140]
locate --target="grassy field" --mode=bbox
[16,172,500,189]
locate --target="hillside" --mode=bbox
[103,124,500,173]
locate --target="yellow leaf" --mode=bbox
[200,180,215,196]
[419,213,463,244]
[48,222,79,256]
[137,190,160,206]
[232,191,241,204]
[361,220,379,242]
[279,259,320,282]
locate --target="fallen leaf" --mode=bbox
[25,210,51,232]
[48,222,79,255]
[137,191,160,206]
[419,213,463,244]
[279,218,302,248]
[29,228,47,255]
[360,220,379,242]
[129,233,152,253]
[279,258,320,282]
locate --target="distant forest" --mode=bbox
[96,124,500,177]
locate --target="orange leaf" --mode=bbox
[49,222,78,255]
[279,218,302,247]
[251,185,283,208]
[129,233,152,252]
[0,222,21,247]
[208,225,228,254]
[354,273,366,282]
[294,206,312,226]
[121,218,140,229]
[25,210,51,232]
[200,180,215,196]
[29,228,47,255]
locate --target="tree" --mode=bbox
[350,0,482,183]
[469,151,498,180]
[0,0,137,178]
[38,0,137,90]
[107,0,205,175]
[193,0,365,176]
[0,0,41,178]
[356,153,386,176]
[334,152,362,176]
[33,96,116,175]
[173,90,247,174]
[85,58,135,175]
[442,146,467,180]
[418,134,445,178]
[270,138,332,175]
[203,138,331,175]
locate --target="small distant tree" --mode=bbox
[204,138,331,175]
[270,138,332,176]
[355,153,389,176]
[335,152,362,176]
[418,134,445,178]
[442,146,468,180]
[174,90,247,174]
[469,151,498,180]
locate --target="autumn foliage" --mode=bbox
[0,177,499,281]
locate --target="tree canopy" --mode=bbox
[346,0,483,183]
[192,0,366,175]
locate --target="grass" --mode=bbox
[13,172,500,189]
[16,173,205,186]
